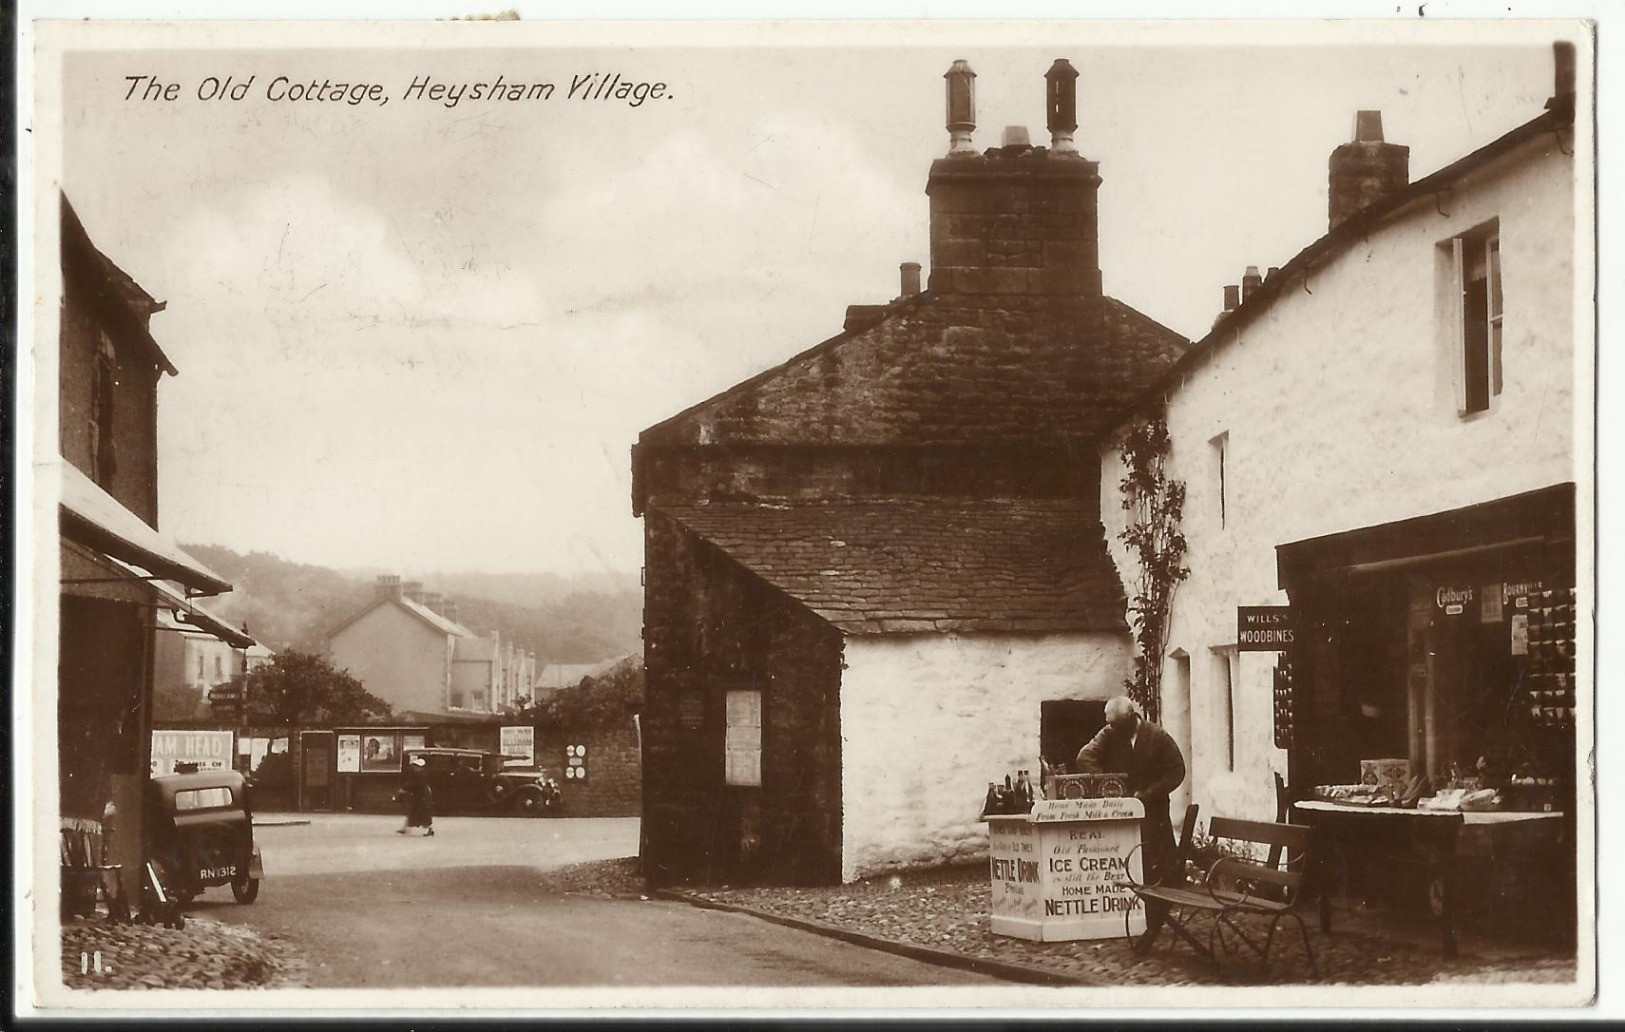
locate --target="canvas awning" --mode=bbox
[59,463,231,596]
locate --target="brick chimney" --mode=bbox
[926,58,1103,298]
[375,574,402,602]
[1328,110,1409,230]
[422,591,445,614]
[402,580,424,604]
[443,601,460,625]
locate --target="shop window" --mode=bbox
[1209,431,1229,528]
[1446,223,1502,416]
[725,690,762,787]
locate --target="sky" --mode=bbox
[43,20,1570,577]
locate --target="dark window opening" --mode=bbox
[1041,699,1108,774]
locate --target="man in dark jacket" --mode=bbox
[1075,695,1187,933]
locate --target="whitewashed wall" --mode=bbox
[839,632,1131,882]
[1100,134,1576,826]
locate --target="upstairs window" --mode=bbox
[1450,226,1503,415]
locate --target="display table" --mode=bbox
[986,796,1145,942]
[1291,800,1565,956]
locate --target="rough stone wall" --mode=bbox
[641,511,844,886]
[536,724,642,818]
[58,301,162,526]
[926,153,1102,297]
[1099,137,1575,826]
[839,632,1131,882]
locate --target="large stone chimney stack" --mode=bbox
[926,58,1103,298]
[1328,110,1410,230]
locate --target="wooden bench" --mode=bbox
[1119,815,1319,978]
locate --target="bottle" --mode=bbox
[1003,774,1015,815]
[1015,770,1033,812]
[982,782,1000,818]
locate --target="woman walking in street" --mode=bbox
[397,755,435,836]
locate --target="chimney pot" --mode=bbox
[1045,58,1080,153]
[1001,125,1031,152]
[944,59,978,156]
[900,262,922,297]
[1241,265,1263,301]
[1354,110,1385,142]
[1223,284,1241,311]
[1267,266,1280,280]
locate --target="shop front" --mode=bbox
[1274,483,1578,951]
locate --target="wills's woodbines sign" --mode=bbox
[1238,605,1295,651]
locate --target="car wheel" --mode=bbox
[512,789,550,817]
[231,875,260,904]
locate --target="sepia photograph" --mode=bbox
[17,8,1601,1016]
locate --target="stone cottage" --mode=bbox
[632,59,1190,886]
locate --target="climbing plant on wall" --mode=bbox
[1118,416,1188,724]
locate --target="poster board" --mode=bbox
[149,729,234,776]
[500,726,535,767]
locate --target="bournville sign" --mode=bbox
[1238,606,1294,652]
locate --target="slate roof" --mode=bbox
[325,596,477,643]
[656,498,1129,635]
[637,292,1190,452]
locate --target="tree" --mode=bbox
[243,650,391,726]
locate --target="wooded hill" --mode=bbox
[183,544,642,665]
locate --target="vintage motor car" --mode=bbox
[144,768,263,904]
[402,747,563,816]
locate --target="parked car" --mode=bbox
[402,747,563,816]
[144,768,263,905]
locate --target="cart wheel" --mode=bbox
[231,875,260,904]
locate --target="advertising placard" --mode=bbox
[336,734,362,773]
[500,725,535,767]
[150,729,235,775]
[360,732,400,772]
[1237,606,1294,651]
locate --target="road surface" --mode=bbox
[201,813,1001,989]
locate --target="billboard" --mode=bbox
[150,729,235,776]
[501,725,535,767]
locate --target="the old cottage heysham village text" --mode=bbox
[121,72,670,108]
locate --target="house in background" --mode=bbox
[1096,42,1582,932]
[57,195,245,895]
[151,611,272,721]
[326,574,532,720]
[631,60,1189,886]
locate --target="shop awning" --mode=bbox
[59,463,232,596]
[143,568,256,648]
[1276,482,1576,587]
